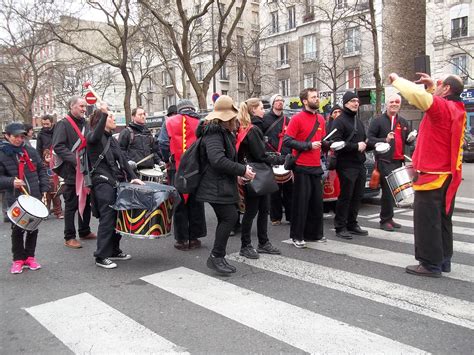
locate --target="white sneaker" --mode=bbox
[95,258,117,269]
[292,239,306,248]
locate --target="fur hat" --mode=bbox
[342,91,358,106]
[176,99,195,112]
[205,95,238,122]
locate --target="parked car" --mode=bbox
[463,132,474,163]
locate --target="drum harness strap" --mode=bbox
[88,137,120,188]
[17,148,36,194]
[264,116,287,153]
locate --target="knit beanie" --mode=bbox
[342,91,358,106]
[269,94,283,108]
[329,104,342,115]
[176,99,195,112]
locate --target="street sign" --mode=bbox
[85,91,97,105]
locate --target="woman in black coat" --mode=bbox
[236,98,284,259]
[87,106,143,269]
[195,95,255,274]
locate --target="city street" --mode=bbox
[1,184,473,354]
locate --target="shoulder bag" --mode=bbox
[284,118,320,171]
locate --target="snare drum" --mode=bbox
[113,182,180,239]
[386,165,415,207]
[138,168,164,183]
[7,195,49,231]
[272,165,293,184]
[375,142,390,154]
[330,141,345,151]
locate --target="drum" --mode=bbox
[330,141,345,151]
[375,142,390,154]
[385,165,415,207]
[7,195,49,231]
[272,165,293,184]
[113,182,180,239]
[323,170,340,201]
[138,168,165,183]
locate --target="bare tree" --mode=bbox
[139,0,249,109]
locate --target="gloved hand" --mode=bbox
[128,160,137,170]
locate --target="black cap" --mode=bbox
[4,122,27,136]
[342,91,358,106]
[167,105,177,117]
[330,104,342,114]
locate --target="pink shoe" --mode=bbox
[24,257,42,270]
[10,260,24,274]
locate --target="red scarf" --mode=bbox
[18,148,36,192]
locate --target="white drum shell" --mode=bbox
[138,168,165,183]
[330,141,345,151]
[7,195,49,231]
[385,166,415,207]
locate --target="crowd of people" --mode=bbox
[0,72,466,279]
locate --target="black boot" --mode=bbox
[207,255,234,274]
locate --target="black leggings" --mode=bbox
[209,203,238,258]
[241,193,269,248]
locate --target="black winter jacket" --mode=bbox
[118,122,159,169]
[195,123,246,204]
[238,116,285,166]
[367,112,412,163]
[52,113,90,185]
[0,143,49,207]
[87,112,137,186]
[262,110,291,155]
[36,126,54,157]
[331,107,372,168]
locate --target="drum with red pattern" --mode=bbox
[323,170,340,201]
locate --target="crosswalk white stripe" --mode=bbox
[25,292,188,355]
[141,267,427,354]
[368,218,473,236]
[227,253,474,330]
[456,197,474,203]
[282,239,474,283]
[399,210,474,224]
[363,227,474,255]
[359,208,408,219]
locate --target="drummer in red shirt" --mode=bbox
[283,88,328,248]
[367,93,416,231]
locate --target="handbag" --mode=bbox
[247,162,279,196]
[284,119,320,170]
[369,163,381,189]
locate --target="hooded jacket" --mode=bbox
[36,126,54,157]
[118,122,158,169]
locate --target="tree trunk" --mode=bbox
[369,0,383,115]
[121,66,133,123]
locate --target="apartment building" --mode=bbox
[259,0,425,110]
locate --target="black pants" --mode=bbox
[413,177,454,270]
[11,225,38,261]
[63,184,91,240]
[290,172,323,241]
[334,165,366,232]
[209,203,238,258]
[173,194,207,242]
[241,192,270,248]
[378,160,403,224]
[270,180,293,223]
[93,183,122,259]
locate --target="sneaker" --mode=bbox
[24,257,42,270]
[109,253,132,261]
[291,239,306,248]
[95,257,117,269]
[257,241,281,254]
[10,260,24,274]
[239,245,260,259]
[271,220,281,226]
[315,236,327,243]
[380,222,395,232]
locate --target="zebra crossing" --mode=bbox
[23,208,474,354]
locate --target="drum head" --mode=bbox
[375,142,390,154]
[139,169,163,178]
[17,195,49,218]
[330,141,345,151]
[273,165,289,175]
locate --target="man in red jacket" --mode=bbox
[389,72,466,278]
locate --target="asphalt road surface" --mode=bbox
[1,202,473,354]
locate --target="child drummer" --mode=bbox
[0,123,49,274]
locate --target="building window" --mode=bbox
[221,90,228,96]
[451,16,468,38]
[196,34,203,53]
[452,55,468,80]
[304,73,317,88]
[336,0,347,9]
[288,6,296,30]
[194,4,201,24]
[279,79,290,96]
[236,7,243,26]
[220,61,228,80]
[345,27,361,54]
[237,63,245,82]
[196,62,203,82]
[278,43,289,67]
[271,11,279,33]
[237,35,244,51]
[346,68,360,89]
[162,71,172,86]
[303,35,317,60]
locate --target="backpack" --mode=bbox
[174,137,206,194]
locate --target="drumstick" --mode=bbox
[20,186,29,196]
[323,128,338,141]
[135,153,155,166]
[404,155,413,162]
